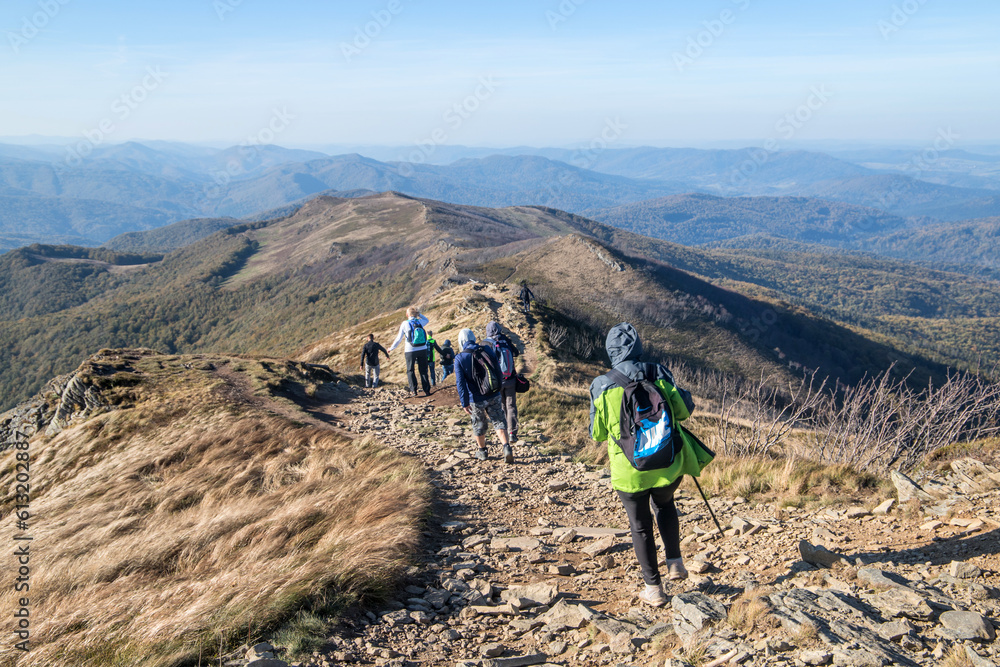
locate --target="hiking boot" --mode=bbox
[639,584,667,607]
[475,448,488,461]
[503,445,514,464]
[666,558,688,581]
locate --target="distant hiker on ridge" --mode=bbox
[518,282,535,314]
[359,333,389,388]
[455,328,514,463]
[484,321,522,443]
[389,307,432,397]
[438,339,456,382]
[589,322,713,607]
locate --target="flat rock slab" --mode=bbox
[501,582,559,607]
[581,535,615,557]
[799,540,848,568]
[537,600,595,631]
[481,654,549,667]
[872,499,895,515]
[938,610,996,642]
[768,588,917,667]
[867,588,934,621]
[570,526,629,538]
[490,537,541,552]
[671,592,727,643]
[890,470,932,502]
[857,567,911,590]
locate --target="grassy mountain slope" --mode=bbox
[0,191,959,412]
[627,236,1000,372]
[0,349,428,666]
[103,217,243,252]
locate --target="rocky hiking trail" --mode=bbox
[248,376,1000,667]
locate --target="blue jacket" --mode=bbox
[454,343,501,408]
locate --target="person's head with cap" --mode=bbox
[486,321,501,340]
[458,328,476,351]
[443,339,451,347]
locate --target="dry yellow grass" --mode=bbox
[0,355,429,667]
[727,588,774,634]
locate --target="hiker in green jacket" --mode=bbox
[426,330,444,388]
[589,322,713,607]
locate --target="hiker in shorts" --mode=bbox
[426,330,444,388]
[454,328,514,463]
[388,307,432,397]
[518,282,535,314]
[438,339,456,382]
[485,321,522,443]
[589,322,713,607]
[359,333,389,388]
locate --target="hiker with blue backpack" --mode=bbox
[389,307,432,397]
[485,321,522,443]
[590,322,714,607]
[455,328,514,463]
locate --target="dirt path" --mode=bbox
[283,377,1000,667]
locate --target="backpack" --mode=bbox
[492,337,516,380]
[469,345,502,396]
[406,319,427,346]
[605,365,680,471]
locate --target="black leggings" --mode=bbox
[617,478,682,586]
[404,350,430,395]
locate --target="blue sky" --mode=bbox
[2,0,998,148]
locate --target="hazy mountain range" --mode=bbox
[4,139,1000,256]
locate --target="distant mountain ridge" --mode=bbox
[3,139,1000,266]
[0,191,970,411]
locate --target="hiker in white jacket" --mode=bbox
[389,307,431,396]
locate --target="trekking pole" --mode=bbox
[690,475,725,536]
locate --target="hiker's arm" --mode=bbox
[378,344,389,359]
[388,324,404,351]
[417,314,429,327]
[656,379,693,422]
[589,378,608,441]
[431,341,444,355]
[455,359,470,408]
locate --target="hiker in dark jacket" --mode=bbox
[589,322,713,607]
[388,306,431,397]
[485,320,522,442]
[518,282,535,314]
[454,328,513,463]
[438,339,456,381]
[359,333,390,388]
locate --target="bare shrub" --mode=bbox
[717,371,827,459]
[815,366,1000,472]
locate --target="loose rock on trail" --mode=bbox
[271,382,1000,667]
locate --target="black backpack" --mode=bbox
[605,365,681,471]
[469,345,502,396]
[440,347,455,365]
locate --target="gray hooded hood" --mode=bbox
[589,322,691,435]
[485,321,501,340]
[605,322,642,367]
